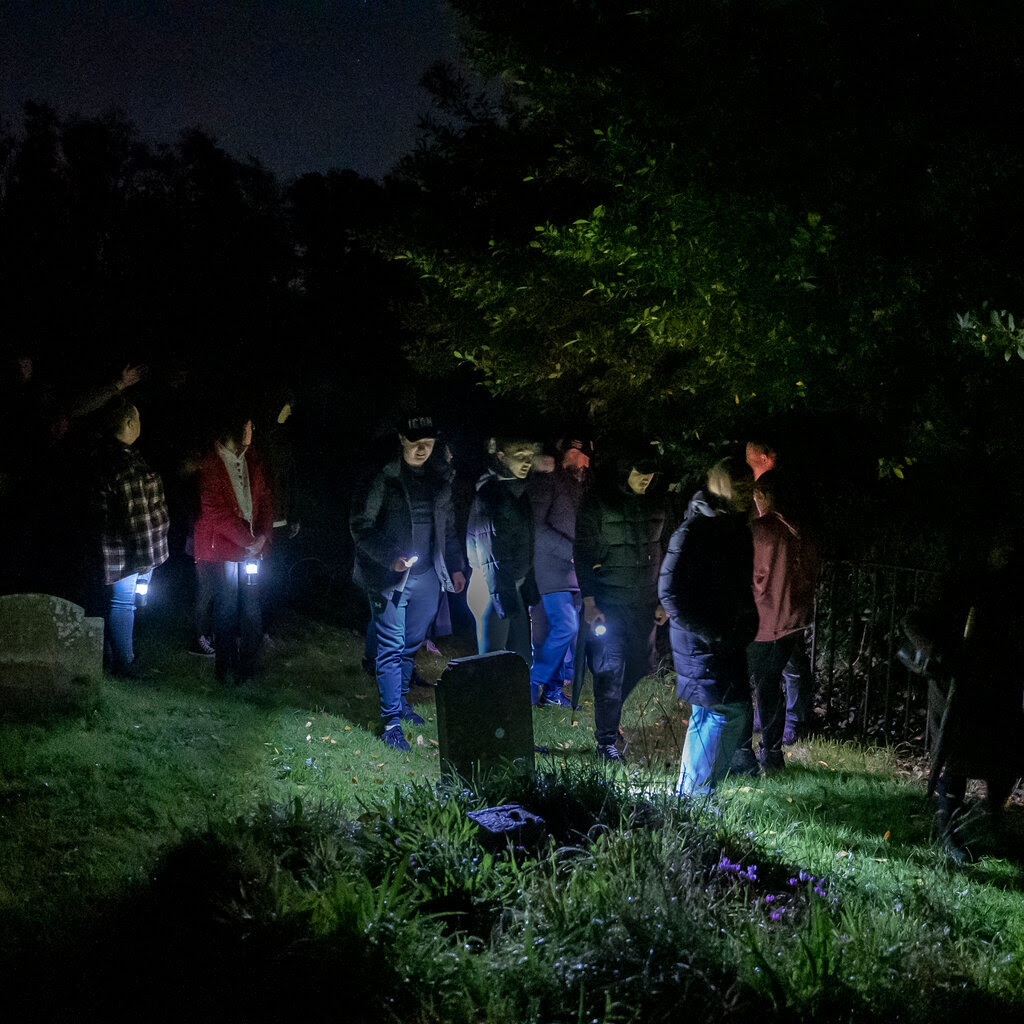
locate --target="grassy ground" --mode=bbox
[2,586,1023,1022]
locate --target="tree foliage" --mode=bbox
[384,0,1024,484]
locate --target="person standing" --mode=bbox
[902,532,1024,859]
[660,458,757,795]
[91,397,170,677]
[351,414,466,751]
[261,389,304,634]
[527,440,587,707]
[576,447,668,762]
[193,413,274,685]
[745,435,816,744]
[731,471,820,775]
[465,433,539,665]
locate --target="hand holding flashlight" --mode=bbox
[583,595,606,635]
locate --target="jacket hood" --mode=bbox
[474,467,500,492]
[474,466,526,493]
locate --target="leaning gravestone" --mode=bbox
[435,651,535,780]
[0,594,104,713]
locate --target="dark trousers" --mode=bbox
[197,560,262,680]
[737,634,799,756]
[587,605,656,746]
[468,572,532,664]
[194,559,216,640]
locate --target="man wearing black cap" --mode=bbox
[351,414,466,750]
[575,445,669,762]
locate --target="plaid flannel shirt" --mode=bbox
[96,444,170,585]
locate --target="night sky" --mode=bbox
[0,0,464,181]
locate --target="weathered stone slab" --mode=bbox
[435,651,534,780]
[0,593,103,712]
[467,803,546,850]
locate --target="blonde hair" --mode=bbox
[707,457,752,510]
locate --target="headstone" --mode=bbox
[0,593,104,712]
[435,651,535,779]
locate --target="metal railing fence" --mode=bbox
[808,560,940,747]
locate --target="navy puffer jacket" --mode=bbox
[659,490,757,706]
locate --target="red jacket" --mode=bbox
[193,446,274,563]
[751,510,819,641]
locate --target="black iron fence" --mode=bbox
[808,560,941,748]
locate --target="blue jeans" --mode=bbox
[782,635,812,733]
[529,591,580,702]
[370,569,440,729]
[678,701,751,796]
[106,569,152,670]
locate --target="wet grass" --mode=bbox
[1,607,1023,1022]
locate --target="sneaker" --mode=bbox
[730,747,760,777]
[188,635,215,658]
[597,743,625,763]
[538,689,573,708]
[382,725,411,751]
[781,725,797,746]
[759,747,785,775]
[399,701,425,725]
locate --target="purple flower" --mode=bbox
[764,894,776,903]
[771,911,783,921]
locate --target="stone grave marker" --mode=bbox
[435,651,534,779]
[0,593,104,712]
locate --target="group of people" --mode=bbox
[662,451,818,795]
[90,397,284,685]
[350,414,820,796]
[5,353,1014,844]
[0,352,300,688]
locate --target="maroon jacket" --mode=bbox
[751,510,819,641]
[193,446,274,563]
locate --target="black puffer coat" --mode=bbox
[575,479,667,611]
[659,490,757,706]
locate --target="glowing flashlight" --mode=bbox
[593,623,607,637]
[135,580,149,607]
[245,559,259,586]
[406,555,419,567]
